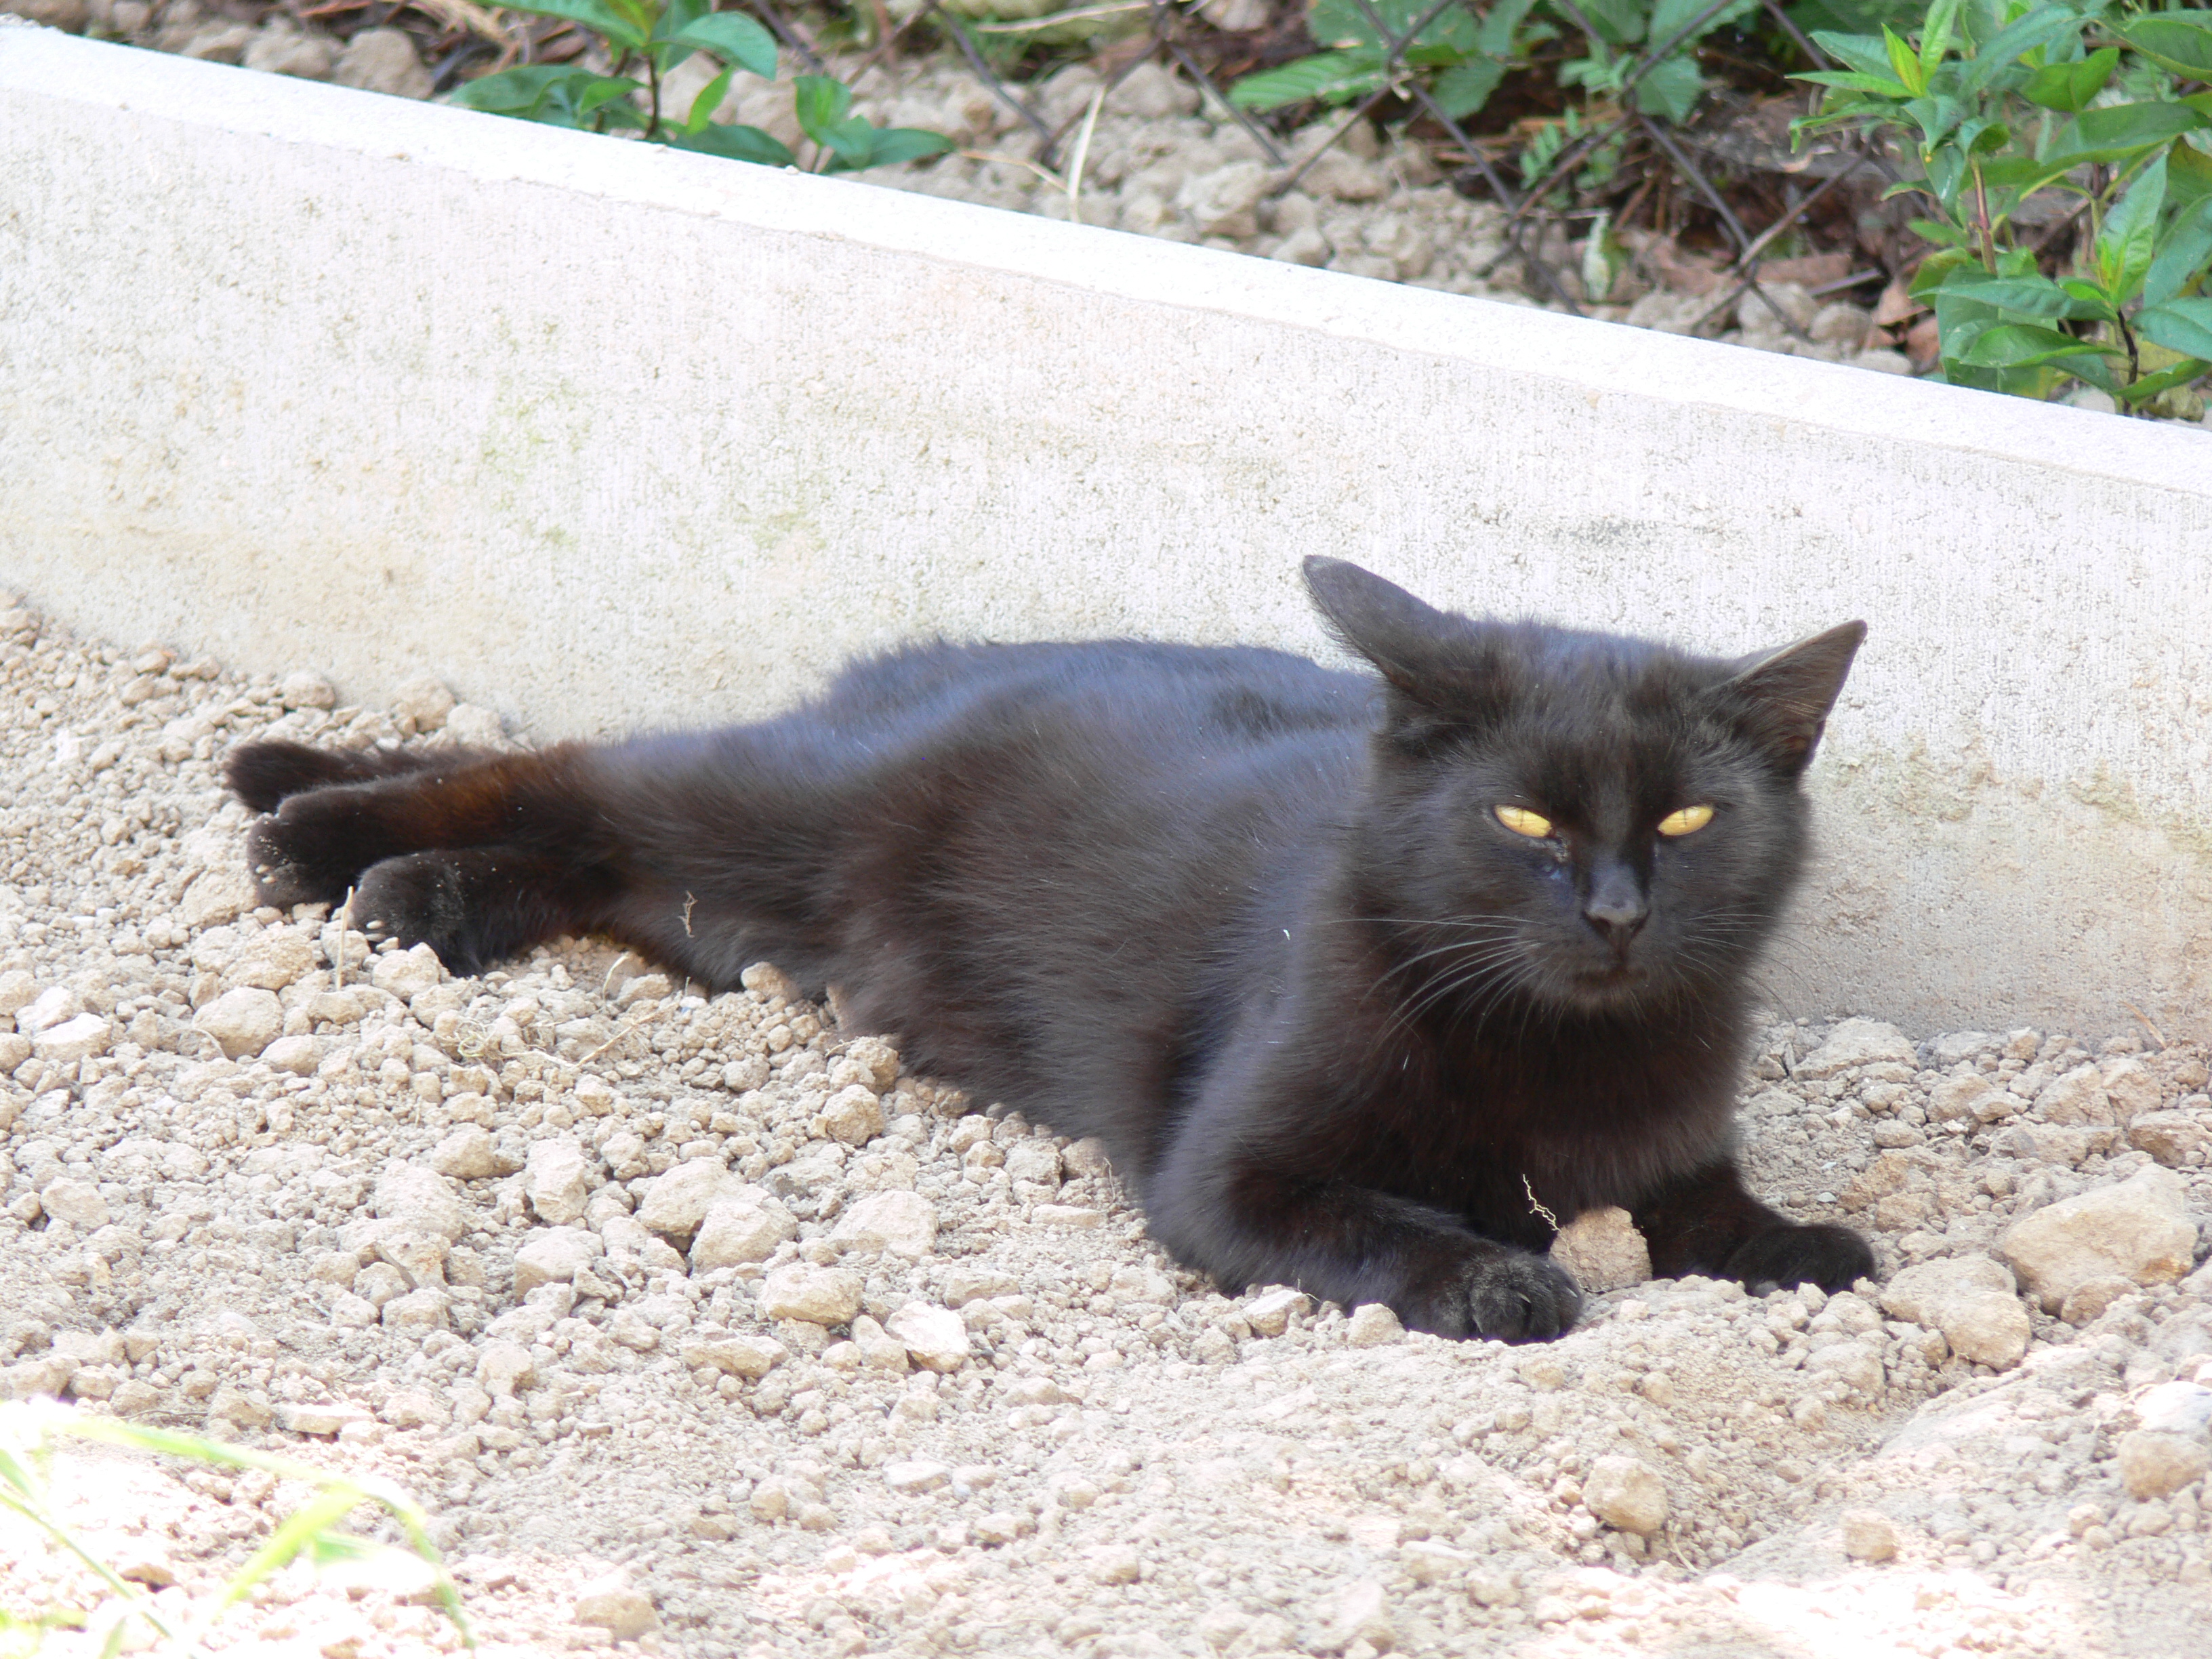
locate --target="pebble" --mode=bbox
[759,1263,863,1325]
[369,942,444,1001]
[1317,1579,1393,1652]
[1879,1255,2030,1368]
[885,1302,969,1372]
[389,673,456,731]
[884,1459,951,1494]
[1796,1019,1915,1079]
[371,1163,469,1243]
[432,1124,499,1179]
[39,1177,108,1229]
[571,1573,657,1639]
[2003,1165,2197,1309]
[1550,1205,1652,1292]
[680,1332,785,1379]
[191,987,282,1058]
[1581,1455,1668,1535]
[832,1189,937,1258]
[1345,1303,1404,1347]
[1838,1507,1900,1561]
[513,1226,602,1293]
[691,1192,798,1269]
[2116,1430,2211,1500]
[1244,1286,1311,1336]
[636,1158,738,1239]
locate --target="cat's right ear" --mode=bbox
[1302,558,1483,703]
[1711,621,1867,774]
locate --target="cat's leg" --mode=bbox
[1144,1142,1582,1342]
[237,745,592,908]
[224,740,459,813]
[1631,1160,1874,1294]
[350,846,622,977]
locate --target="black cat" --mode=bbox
[226,558,1875,1340]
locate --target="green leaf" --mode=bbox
[1795,68,1914,96]
[2116,14,2212,81]
[2095,154,2165,304]
[2135,298,2212,363]
[1917,0,1959,79]
[1942,273,2104,319]
[1647,0,1756,50]
[684,64,734,134]
[1229,51,1387,111]
[1908,213,1971,248]
[792,74,855,147]
[855,127,956,168]
[1884,24,1925,97]
[496,0,647,52]
[1475,0,1536,58]
[1311,0,1477,54]
[1959,9,2087,101]
[2171,142,2212,211]
[1572,0,1646,46]
[2146,197,2212,307]
[672,12,777,79]
[2020,47,2116,115]
[1433,56,1505,120]
[1809,29,1895,81]
[2057,276,2119,320]
[1958,323,2107,368]
[669,121,796,165]
[1633,54,1706,123]
[2116,354,2212,403]
[2054,102,2209,166]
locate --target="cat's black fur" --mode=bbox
[226,559,1875,1340]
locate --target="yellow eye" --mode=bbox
[1657,804,1715,837]
[1494,805,1555,838]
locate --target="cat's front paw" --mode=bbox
[1402,1245,1582,1343]
[244,793,382,908]
[353,853,488,976]
[1724,1223,1873,1296]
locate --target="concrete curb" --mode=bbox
[3,27,2209,1037]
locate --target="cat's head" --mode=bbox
[1305,557,1863,1021]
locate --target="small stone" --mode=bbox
[1798,1019,1916,1079]
[2059,1275,2137,1325]
[333,27,433,99]
[1549,1205,1651,1292]
[1245,1287,1311,1336]
[229,930,318,991]
[390,674,457,732]
[380,1389,447,1429]
[524,1138,593,1227]
[370,943,443,1001]
[1582,1455,1668,1534]
[192,988,282,1059]
[848,1315,910,1372]
[1063,1137,1112,1178]
[759,1263,863,1326]
[276,1401,373,1436]
[691,1192,798,1269]
[2127,1110,2208,1168]
[637,1158,737,1241]
[327,1292,379,1328]
[476,1340,535,1395]
[15,985,81,1035]
[39,1178,109,1230]
[512,1227,602,1294]
[2036,1063,2112,1126]
[1839,1507,1899,1561]
[1031,1204,1103,1229]
[276,670,337,710]
[1090,1544,1143,1584]
[1177,160,1269,239]
[817,1083,884,1146]
[432,1125,498,1180]
[115,1547,178,1589]
[885,1303,970,1372]
[884,1459,951,1494]
[181,869,254,928]
[2003,1165,2196,1310]
[380,1288,449,1332]
[443,703,505,746]
[1346,1303,1404,1347]
[1879,1255,2030,1368]
[372,1163,468,1243]
[262,1033,319,1076]
[1318,1579,1393,1652]
[205,1385,272,1429]
[680,1332,785,1379]
[32,1012,110,1065]
[573,1572,657,1640]
[1399,1541,1469,1584]
[2116,1431,2211,1500]
[832,1189,937,1258]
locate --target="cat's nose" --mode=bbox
[1582,866,1648,949]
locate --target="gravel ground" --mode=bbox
[3,597,2212,1659]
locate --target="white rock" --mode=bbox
[16,985,82,1035]
[2116,1430,2210,1500]
[1346,1303,1404,1347]
[818,1083,884,1146]
[1550,1205,1651,1292]
[843,1036,900,1090]
[276,1401,372,1436]
[2137,1382,2212,1436]
[1839,1507,1899,1561]
[691,1192,798,1270]
[32,1012,109,1065]
[0,970,40,1017]
[192,988,282,1059]
[2003,1165,2196,1310]
[379,1388,447,1429]
[2035,1063,2112,1125]
[572,1572,657,1639]
[1582,1454,1668,1534]
[525,1137,593,1227]
[370,943,443,1001]
[832,1189,937,1258]
[1317,1579,1393,1652]
[371,1163,468,1243]
[1798,1018,1916,1079]
[884,1459,951,1494]
[2101,1057,2164,1122]
[1176,160,1269,237]
[444,703,506,746]
[513,1227,602,1294]
[679,1332,785,1379]
[262,1033,319,1076]
[227,931,316,991]
[379,1288,448,1332]
[390,674,456,731]
[2127,1111,2208,1168]
[475,1339,535,1395]
[432,1125,498,1179]
[41,1177,109,1229]
[180,869,254,928]
[637,1158,737,1240]
[1879,1255,2030,1368]
[333,26,433,100]
[885,1303,969,1372]
[759,1263,863,1326]
[1244,1287,1311,1336]
[848,1314,910,1372]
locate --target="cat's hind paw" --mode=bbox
[1404,1246,1583,1343]
[1724,1222,1875,1296]
[225,740,434,813]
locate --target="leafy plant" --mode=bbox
[451,0,953,173]
[1793,0,2212,409]
[1,1400,467,1656]
[1229,0,1769,127]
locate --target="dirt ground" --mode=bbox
[2,593,2210,1658]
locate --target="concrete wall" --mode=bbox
[4,26,2210,1040]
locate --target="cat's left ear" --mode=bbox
[1302,557,1482,701]
[1710,621,1866,773]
